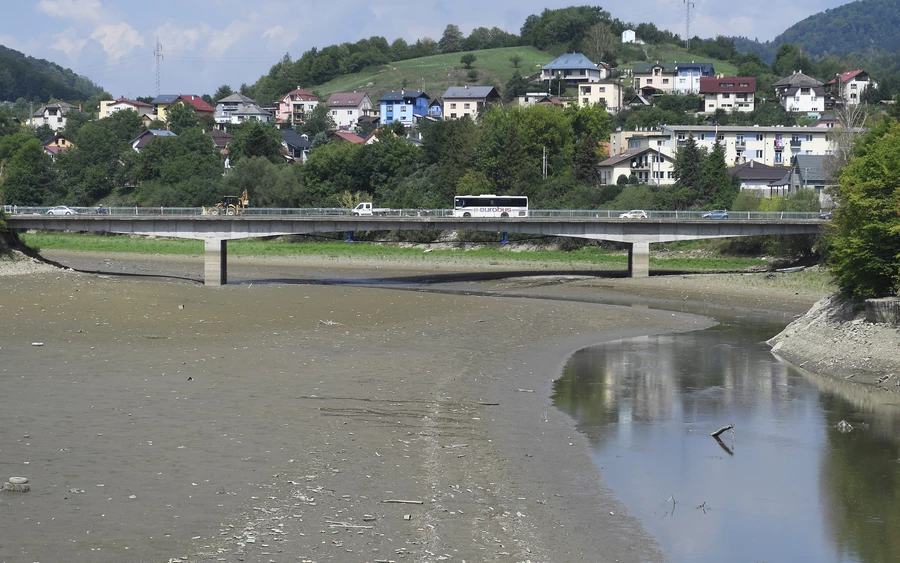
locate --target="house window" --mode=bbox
[756,134,763,141]
[812,96,818,101]
[583,98,589,104]
[723,93,731,98]
[647,79,653,84]
[699,134,706,141]
[851,83,857,89]
[582,86,592,94]
[663,79,669,84]
[450,113,457,118]
[464,103,470,109]
[756,150,763,158]
[332,110,337,115]
[401,106,407,112]
[347,110,352,115]
[450,103,457,109]
[579,70,586,76]
[599,87,605,92]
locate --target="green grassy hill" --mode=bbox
[316,47,552,100]
[313,43,740,101]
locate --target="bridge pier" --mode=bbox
[204,239,227,286]
[628,241,650,278]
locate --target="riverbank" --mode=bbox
[0,248,863,563]
[768,294,900,390]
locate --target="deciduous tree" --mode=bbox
[828,121,900,299]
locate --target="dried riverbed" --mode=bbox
[0,249,869,563]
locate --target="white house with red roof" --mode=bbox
[825,70,875,105]
[277,88,319,126]
[325,92,373,130]
[699,76,756,113]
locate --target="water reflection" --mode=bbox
[553,323,900,563]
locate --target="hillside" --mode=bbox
[0,45,106,103]
[734,0,900,62]
[315,47,550,100]
[314,44,739,101]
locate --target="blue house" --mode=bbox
[379,91,429,126]
[673,62,715,94]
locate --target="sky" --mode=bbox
[2,0,850,100]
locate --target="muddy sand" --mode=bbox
[0,251,824,563]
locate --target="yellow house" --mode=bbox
[576,81,623,113]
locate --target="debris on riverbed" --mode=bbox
[836,420,853,433]
[3,476,30,492]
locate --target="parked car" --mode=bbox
[701,209,728,219]
[819,211,833,220]
[47,206,77,216]
[619,209,648,219]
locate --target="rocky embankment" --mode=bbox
[768,294,900,390]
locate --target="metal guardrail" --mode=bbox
[3,205,826,221]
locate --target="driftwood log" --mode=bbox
[710,424,734,438]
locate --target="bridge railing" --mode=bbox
[4,205,825,220]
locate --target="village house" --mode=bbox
[151,94,215,121]
[576,81,623,113]
[325,92,374,130]
[204,129,232,153]
[281,130,312,163]
[41,133,75,158]
[379,91,429,126]
[540,53,609,85]
[440,86,500,120]
[597,147,676,186]
[131,129,176,152]
[773,71,824,114]
[229,104,273,124]
[787,154,832,204]
[699,76,756,113]
[824,70,875,105]
[99,98,155,121]
[609,124,847,168]
[673,62,715,94]
[631,62,677,94]
[727,160,792,198]
[277,88,318,127]
[215,93,258,125]
[28,101,80,132]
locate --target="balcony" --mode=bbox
[773,140,785,150]
[735,141,746,149]
[790,139,802,149]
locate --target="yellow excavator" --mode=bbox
[202,189,249,216]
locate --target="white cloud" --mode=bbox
[155,22,213,53]
[48,27,89,57]
[205,19,256,55]
[262,25,299,51]
[36,0,104,23]
[90,22,144,61]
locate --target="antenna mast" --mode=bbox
[154,37,164,96]
[684,0,695,51]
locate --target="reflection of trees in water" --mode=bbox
[819,402,900,563]
[809,365,900,563]
[552,325,800,448]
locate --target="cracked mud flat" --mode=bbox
[1,251,822,563]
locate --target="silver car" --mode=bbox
[619,209,648,219]
[47,206,77,215]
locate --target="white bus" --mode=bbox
[452,194,529,217]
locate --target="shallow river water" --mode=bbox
[554,318,900,563]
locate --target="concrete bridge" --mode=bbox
[7,210,825,286]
